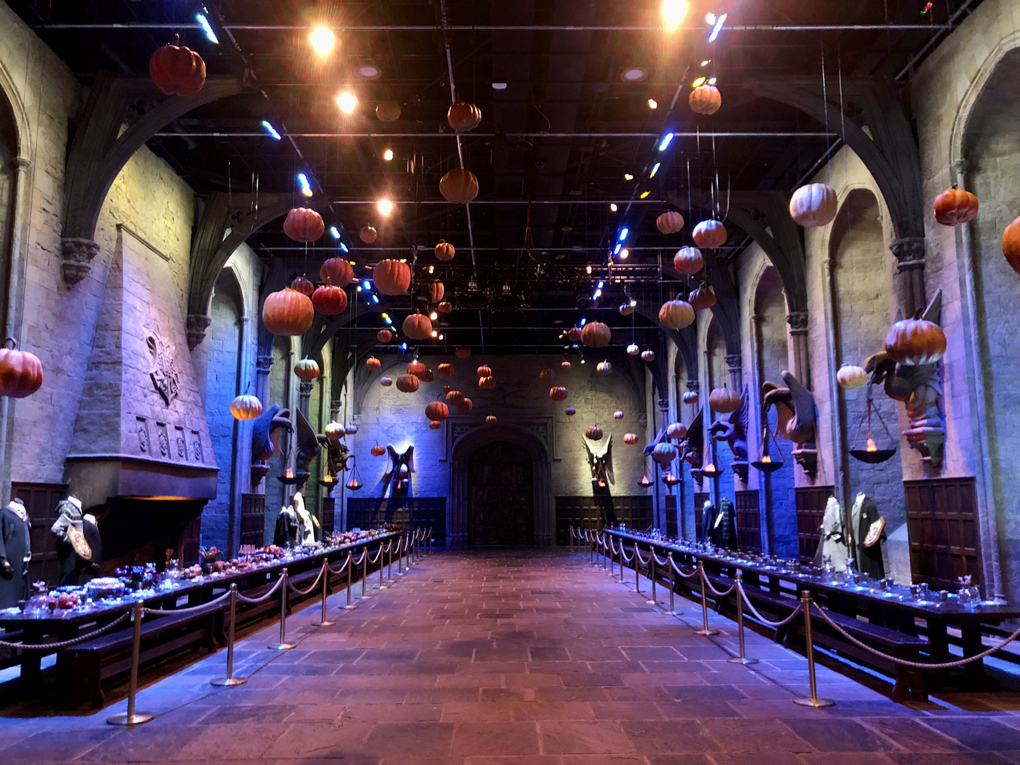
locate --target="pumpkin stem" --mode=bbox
[173,33,180,47]
[3,337,15,350]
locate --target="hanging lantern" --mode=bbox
[689,84,722,115]
[790,183,838,228]
[580,322,612,348]
[294,358,320,381]
[439,168,479,204]
[596,361,613,375]
[283,208,325,242]
[290,276,314,296]
[311,285,348,315]
[230,393,262,421]
[360,226,379,243]
[933,186,979,226]
[320,257,355,288]
[658,300,695,330]
[435,240,456,261]
[627,343,640,356]
[641,350,655,362]
[262,288,314,336]
[373,259,412,295]
[149,35,206,96]
[639,472,652,488]
[689,286,717,311]
[673,246,704,276]
[662,472,681,487]
[656,211,685,234]
[692,219,727,249]
[377,329,393,343]
[447,102,483,132]
[752,418,785,474]
[849,384,898,464]
[836,364,868,391]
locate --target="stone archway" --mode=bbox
[449,423,554,547]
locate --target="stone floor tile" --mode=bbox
[539,721,639,755]
[784,718,898,752]
[450,722,541,757]
[361,721,456,759]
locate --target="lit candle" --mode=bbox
[866,437,878,453]
[761,455,772,464]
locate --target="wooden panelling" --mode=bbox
[346,498,447,546]
[665,495,678,539]
[555,496,653,546]
[321,497,335,535]
[795,485,833,565]
[735,489,761,553]
[694,491,709,542]
[11,482,68,586]
[179,515,202,567]
[239,494,265,549]
[904,477,982,591]
[469,442,533,546]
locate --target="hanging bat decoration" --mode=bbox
[584,434,614,488]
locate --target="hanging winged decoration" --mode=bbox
[385,445,415,495]
[293,410,321,486]
[864,290,945,470]
[762,371,818,478]
[316,432,352,483]
[583,434,614,488]
[679,409,704,468]
[709,387,749,481]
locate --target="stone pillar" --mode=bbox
[255,355,274,404]
[891,237,927,318]
[657,398,670,534]
[725,353,742,391]
[786,312,810,389]
[298,380,314,419]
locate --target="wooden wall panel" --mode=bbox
[735,489,761,553]
[346,498,447,546]
[795,485,833,564]
[554,496,653,545]
[321,497,336,536]
[694,491,709,542]
[904,477,982,591]
[239,493,265,549]
[10,482,67,586]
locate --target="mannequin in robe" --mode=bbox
[815,495,848,571]
[850,492,885,579]
[706,497,737,550]
[292,492,319,545]
[0,499,31,608]
[274,503,299,547]
[51,495,100,586]
[699,500,715,544]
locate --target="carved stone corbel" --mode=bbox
[60,238,101,287]
[186,314,213,351]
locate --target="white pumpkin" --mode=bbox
[790,183,838,228]
[836,364,868,391]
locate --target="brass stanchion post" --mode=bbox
[647,554,657,605]
[344,552,357,609]
[694,563,720,637]
[727,572,757,666]
[362,548,370,599]
[269,568,296,650]
[212,584,248,686]
[314,561,335,627]
[793,592,835,708]
[388,542,394,582]
[666,553,681,615]
[379,545,387,589]
[107,601,154,725]
[632,548,641,593]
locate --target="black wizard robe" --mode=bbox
[851,494,886,580]
[0,502,31,609]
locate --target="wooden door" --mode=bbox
[469,442,533,545]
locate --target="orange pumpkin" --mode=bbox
[380,376,393,387]
[456,397,473,414]
[934,186,979,227]
[549,386,568,401]
[438,363,455,378]
[656,211,685,234]
[580,322,611,348]
[658,300,695,330]
[377,329,393,343]
[421,368,435,383]
[439,168,479,204]
[230,393,262,421]
[455,347,472,358]
[790,183,838,228]
[561,361,572,371]
[623,433,639,445]
[429,420,442,430]
[396,374,421,393]
[149,36,206,96]
[689,84,722,115]
[585,425,604,441]
[426,282,445,304]
[486,415,497,424]
[683,390,699,405]
[262,288,314,336]
[479,376,497,390]
[373,259,412,295]
[360,226,378,243]
[476,365,493,378]
[311,285,348,315]
[290,276,314,295]
[435,240,456,261]
[320,257,355,288]
[709,387,741,413]
[283,208,325,242]
[689,287,717,311]
[403,314,433,341]
[371,443,387,456]
[596,361,613,375]
[539,368,554,382]
[437,301,453,314]
[446,390,465,406]
[447,102,482,132]
[367,357,381,370]
[1003,216,1020,275]
[641,350,655,362]
[619,303,634,317]
[567,327,582,343]
[425,400,449,421]
[294,358,320,381]
[0,338,43,398]
[407,360,427,378]
[692,219,727,249]
[375,101,401,122]
[673,246,704,276]
[885,317,946,366]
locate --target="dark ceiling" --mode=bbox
[11,0,980,352]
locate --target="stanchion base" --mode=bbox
[664,610,683,616]
[343,604,358,610]
[107,712,155,726]
[793,696,835,708]
[630,588,642,594]
[268,642,296,650]
[646,599,660,605]
[314,620,336,627]
[210,676,248,687]
[727,657,759,666]
[694,629,720,636]
[361,594,372,600]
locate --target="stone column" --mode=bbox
[298,380,314,419]
[725,354,742,391]
[891,237,927,318]
[657,398,670,534]
[786,312,810,389]
[255,355,274,404]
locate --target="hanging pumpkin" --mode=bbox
[561,361,572,371]
[479,376,497,390]
[619,303,634,317]
[689,287,717,311]
[426,281,445,304]
[652,441,678,466]
[371,443,387,456]
[567,327,582,343]
[549,386,569,402]
[456,347,472,358]
[149,35,206,96]
[539,368,554,382]
[230,393,262,421]
[790,183,838,228]
[673,246,705,276]
[1002,216,1020,275]
[360,226,379,243]
[345,423,358,435]
[262,288,314,336]
[447,102,483,132]
[429,420,442,430]
[836,364,868,390]
[476,365,492,378]
[656,211,685,235]
[320,257,355,288]
[585,425,604,441]
[283,208,325,242]
[443,385,453,394]
[689,84,722,115]
[692,219,727,249]
[709,387,741,413]
[486,415,497,424]
[447,389,465,406]
[311,285,348,315]
[934,186,979,226]
[377,328,394,343]
[376,101,401,122]
[373,259,412,295]
[641,350,655,362]
[565,407,576,416]
[396,374,421,393]
[403,314,433,341]
[421,368,435,383]
[290,276,314,296]
[440,168,479,205]
[580,322,612,348]
[666,422,687,440]
[380,376,393,387]
[425,400,450,421]
[624,433,639,445]
[367,357,382,371]
[884,317,947,366]
[438,301,453,314]
[456,397,473,415]
[596,361,613,375]
[658,300,695,330]
[627,343,640,356]
[438,363,455,378]
[683,389,699,405]
[407,360,427,378]
[325,421,345,441]
[613,410,624,420]
[294,358,320,381]
[435,240,456,262]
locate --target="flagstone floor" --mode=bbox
[2,548,1020,764]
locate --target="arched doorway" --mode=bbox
[468,442,534,545]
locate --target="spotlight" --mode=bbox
[383,148,394,161]
[658,132,675,151]
[693,76,707,88]
[492,82,508,90]
[586,265,593,275]
[195,11,219,44]
[428,265,435,274]
[661,0,688,29]
[339,242,349,253]
[309,26,336,56]
[640,191,651,199]
[620,249,629,259]
[329,226,341,239]
[431,330,438,338]
[362,280,372,291]
[371,294,380,304]
[429,312,438,321]
[297,173,313,198]
[613,243,622,255]
[377,199,394,216]
[610,203,618,212]
[336,91,358,114]
[708,13,727,42]
[648,98,658,109]
[261,120,282,140]
[624,173,634,181]
[621,67,648,82]
[650,162,660,178]
[619,228,629,242]
[357,64,382,79]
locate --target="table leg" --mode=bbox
[961,624,986,684]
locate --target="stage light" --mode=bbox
[196,11,218,44]
[362,280,372,291]
[610,203,618,212]
[650,162,660,178]
[586,265,593,274]
[261,120,282,140]
[661,0,688,28]
[613,243,622,255]
[336,91,358,114]
[620,249,629,259]
[377,199,394,216]
[619,227,629,241]
[309,26,336,56]
[492,82,508,90]
[640,191,651,199]
[383,148,394,161]
[428,265,435,274]
[431,330,438,338]
[597,281,604,289]
[658,132,675,151]
[429,312,438,321]
[624,173,634,181]
[371,294,380,304]
[708,13,727,42]
[329,226,341,239]
[580,318,587,327]
[648,99,658,109]
[693,76,707,88]
[297,173,313,197]
[339,242,349,253]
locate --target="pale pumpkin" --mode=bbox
[673,246,704,276]
[656,211,685,234]
[790,183,838,228]
[692,219,727,249]
[658,300,695,330]
[230,393,262,421]
[836,364,868,390]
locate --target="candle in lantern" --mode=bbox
[866,437,878,453]
[761,455,772,464]
[285,468,294,479]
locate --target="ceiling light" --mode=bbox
[613,243,622,255]
[621,67,648,82]
[624,173,634,181]
[428,265,435,274]
[371,294,380,304]
[706,12,717,24]
[708,77,717,86]
[336,91,358,114]
[648,99,658,109]
[661,0,688,28]
[708,13,727,42]
[362,280,372,291]
[620,249,630,259]
[640,191,651,199]
[610,203,618,212]
[586,265,592,275]
[195,11,219,44]
[650,162,661,178]
[693,76,707,88]
[297,172,313,197]
[619,228,629,241]
[439,334,445,340]
[339,242,349,253]
[377,199,394,216]
[492,82,508,90]
[431,330,439,338]
[357,64,382,79]
[330,226,341,239]
[261,120,282,140]
[309,26,336,56]
[597,281,604,290]
[701,60,712,67]
[383,148,394,161]
[658,132,675,151]
[429,312,438,321]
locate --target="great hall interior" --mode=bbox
[1,0,1020,761]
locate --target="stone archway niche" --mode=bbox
[449,423,554,547]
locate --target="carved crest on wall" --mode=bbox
[146,331,180,406]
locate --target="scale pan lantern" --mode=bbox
[849,383,897,465]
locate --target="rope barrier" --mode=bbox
[620,546,634,563]
[670,557,700,579]
[287,564,326,597]
[652,552,669,568]
[699,570,737,598]
[327,555,351,576]
[733,581,806,629]
[369,546,385,564]
[0,611,131,650]
[142,590,232,617]
[355,549,368,566]
[235,576,285,605]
